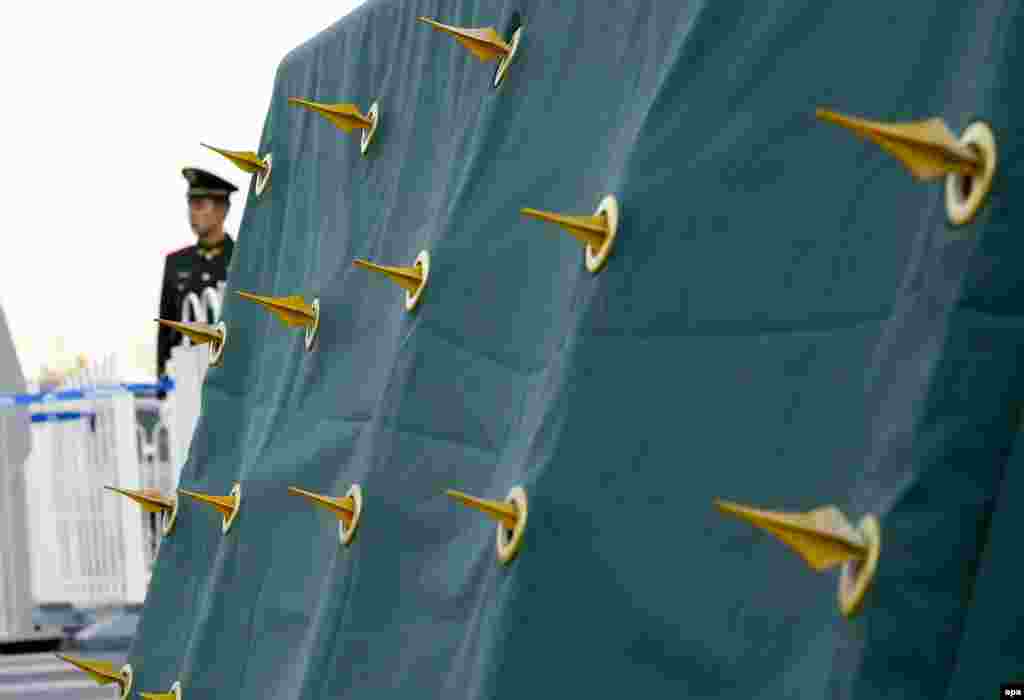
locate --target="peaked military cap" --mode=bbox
[182,167,238,198]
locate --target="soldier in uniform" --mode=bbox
[157,167,239,380]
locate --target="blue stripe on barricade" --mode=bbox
[0,377,175,409]
[30,411,97,423]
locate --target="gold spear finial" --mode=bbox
[179,483,242,534]
[200,143,268,174]
[235,292,320,350]
[105,485,179,535]
[154,319,223,347]
[288,98,380,155]
[713,499,881,617]
[289,485,364,546]
[446,486,528,563]
[352,250,430,311]
[521,194,620,273]
[104,485,172,513]
[155,318,227,365]
[417,16,523,87]
[815,109,980,180]
[235,292,314,327]
[417,18,510,61]
[815,109,998,226]
[55,655,133,699]
[200,143,272,197]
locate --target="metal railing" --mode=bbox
[15,351,208,608]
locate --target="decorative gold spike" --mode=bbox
[235,292,314,327]
[288,98,380,155]
[289,98,372,131]
[521,194,620,273]
[155,318,228,366]
[200,143,272,198]
[521,209,606,249]
[141,681,183,700]
[154,319,222,347]
[105,485,179,535]
[105,485,172,513]
[179,483,242,534]
[446,490,518,529]
[714,499,881,617]
[55,655,133,699]
[417,18,510,62]
[816,109,998,226]
[200,143,268,175]
[446,486,528,564]
[288,487,355,522]
[289,484,364,546]
[236,292,320,350]
[714,500,864,569]
[54,655,120,685]
[353,250,430,311]
[417,16,523,87]
[816,109,980,180]
[352,261,420,294]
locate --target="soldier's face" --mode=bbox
[188,197,227,238]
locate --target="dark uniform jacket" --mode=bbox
[157,236,234,377]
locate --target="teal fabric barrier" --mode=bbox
[129,1,1022,698]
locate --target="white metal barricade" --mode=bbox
[21,358,149,606]
[12,335,210,610]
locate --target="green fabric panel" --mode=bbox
[128,1,1023,698]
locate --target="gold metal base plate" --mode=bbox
[338,483,364,546]
[494,27,522,88]
[496,486,528,564]
[254,153,272,197]
[161,497,180,536]
[119,664,133,700]
[406,250,430,311]
[838,514,880,618]
[586,195,619,273]
[209,321,227,366]
[222,482,242,534]
[361,102,380,155]
[305,298,320,351]
[946,121,996,226]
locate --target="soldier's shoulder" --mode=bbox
[164,244,195,262]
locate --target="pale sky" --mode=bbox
[0,1,365,383]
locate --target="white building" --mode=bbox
[0,305,34,640]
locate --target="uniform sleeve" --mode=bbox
[157,256,176,378]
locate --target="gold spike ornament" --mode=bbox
[201,143,272,197]
[418,16,523,87]
[714,499,881,617]
[288,98,380,155]
[141,681,183,700]
[236,291,320,351]
[446,486,528,564]
[179,483,242,534]
[353,250,430,311]
[521,194,620,273]
[55,654,133,700]
[155,318,227,366]
[816,108,997,226]
[105,485,179,535]
[289,485,364,546]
